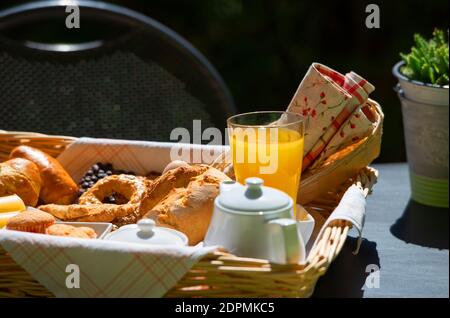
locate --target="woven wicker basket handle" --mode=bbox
[306,167,378,265]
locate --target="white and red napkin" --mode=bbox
[287,63,375,170]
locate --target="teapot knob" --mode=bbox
[138,219,156,234]
[220,180,238,193]
[245,177,263,199]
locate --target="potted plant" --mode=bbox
[393,29,449,208]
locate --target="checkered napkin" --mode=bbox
[0,229,217,297]
[0,138,226,297]
[287,63,375,170]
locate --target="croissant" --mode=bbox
[0,158,42,206]
[10,146,78,205]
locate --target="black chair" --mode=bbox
[0,0,236,142]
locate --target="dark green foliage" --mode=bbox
[400,29,449,85]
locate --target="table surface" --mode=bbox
[312,163,449,298]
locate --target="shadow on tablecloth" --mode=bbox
[312,236,380,298]
[390,199,449,250]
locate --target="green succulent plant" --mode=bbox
[400,28,449,86]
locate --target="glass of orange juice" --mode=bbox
[227,111,305,213]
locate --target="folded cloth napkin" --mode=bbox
[310,184,366,254]
[286,63,375,170]
[0,229,217,297]
[311,103,378,169]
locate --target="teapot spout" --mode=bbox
[220,180,240,193]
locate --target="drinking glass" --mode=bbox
[227,111,305,212]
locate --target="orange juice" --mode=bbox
[231,127,304,208]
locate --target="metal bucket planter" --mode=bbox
[393,61,449,208]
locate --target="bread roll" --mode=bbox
[141,165,230,245]
[10,146,78,205]
[0,158,42,206]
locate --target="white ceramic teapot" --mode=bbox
[204,177,305,264]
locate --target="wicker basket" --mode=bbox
[0,101,383,298]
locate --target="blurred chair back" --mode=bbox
[0,0,236,142]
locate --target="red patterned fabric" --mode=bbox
[287,63,375,170]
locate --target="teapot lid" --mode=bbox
[104,219,188,246]
[217,177,292,212]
